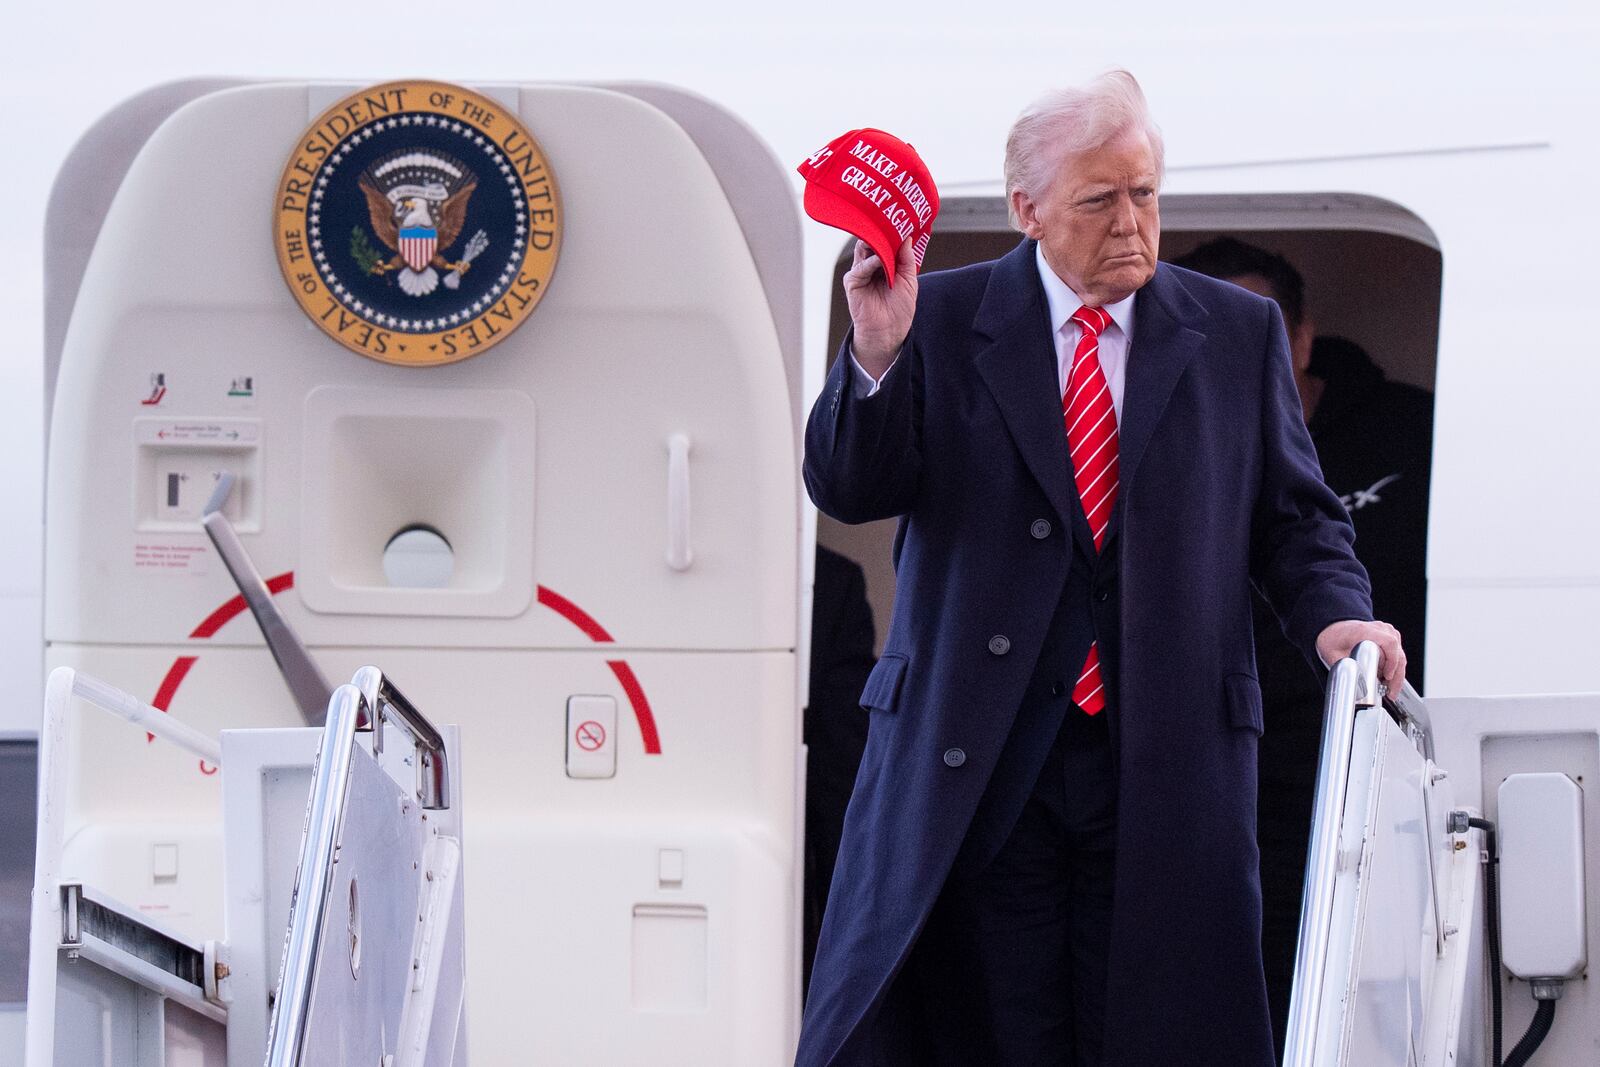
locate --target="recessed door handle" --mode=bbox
[666,433,692,571]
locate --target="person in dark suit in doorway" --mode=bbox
[797,70,1406,1067]
[803,545,877,993]
[1176,236,1433,1058]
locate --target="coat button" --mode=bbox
[943,747,966,768]
[1030,519,1051,539]
[1051,681,1065,697]
[1097,590,1110,602]
[988,635,1010,656]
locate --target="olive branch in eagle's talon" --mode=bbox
[350,226,386,274]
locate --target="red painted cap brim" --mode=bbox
[802,181,902,286]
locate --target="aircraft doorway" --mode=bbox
[810,191,1442,1052]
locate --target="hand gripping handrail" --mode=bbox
[263,669,451,1067]
[1347,631,1433,763]
[201,473,333,725]
[1283,639,1383,1067]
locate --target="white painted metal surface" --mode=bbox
[219,727,318,1064]
[1430,695,1600,1067]
[25,668,230,1066]
[41,81,801,1064]
[1498,773,1588,981]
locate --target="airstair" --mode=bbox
[27,630,1595,1064]
[1284,644,1477,1066]
[1284,644,1592,1066]
[26,664,464,1066]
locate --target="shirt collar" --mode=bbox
[1035,242,1137,340]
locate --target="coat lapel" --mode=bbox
[1104,265,1208,546]
[972,241,1096,559]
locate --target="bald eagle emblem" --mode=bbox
[275,80,562,366]
[355,149,486,297]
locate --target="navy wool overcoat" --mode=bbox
[797,240,1373,1066]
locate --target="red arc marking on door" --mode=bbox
[537,585,662,755]
[605,660,661,755]
[535,585,614,642]
[147,572,299,774]
[188,572,298,639]
[148,575,664,775]
[574,720,606,752]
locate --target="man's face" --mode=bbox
[1012,127,1160,307]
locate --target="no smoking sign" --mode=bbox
[566,695,617,779]
[574,720,607,752]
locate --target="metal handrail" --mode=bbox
[201,473,333,725]
[1283,639,1383,1067]
[52,667,222,765]
[1352,641,1382,708]
[262,683,363,1067]
[1385,680,1433,764]
[352,665,450,810]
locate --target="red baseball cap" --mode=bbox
[797,128,940,286]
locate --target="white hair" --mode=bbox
[1004,70,1165,229]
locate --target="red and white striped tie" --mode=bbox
[1063,306,1118,716]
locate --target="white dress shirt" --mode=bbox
[851,243,1137,420]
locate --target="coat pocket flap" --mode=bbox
[859,653,909,713]
[1225,673,1264,735]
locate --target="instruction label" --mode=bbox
[137,420,259,445]
[134,540,210,575]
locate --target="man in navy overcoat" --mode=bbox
[797,72,1407,1067]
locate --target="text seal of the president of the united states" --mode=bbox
[274,80,561,366]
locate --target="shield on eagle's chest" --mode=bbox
[399,227,437,272]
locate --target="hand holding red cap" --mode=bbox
[797,129,940,286]
[843,238,919,375]
[798,129,939,372]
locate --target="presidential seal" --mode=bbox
[274,81,561,366]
